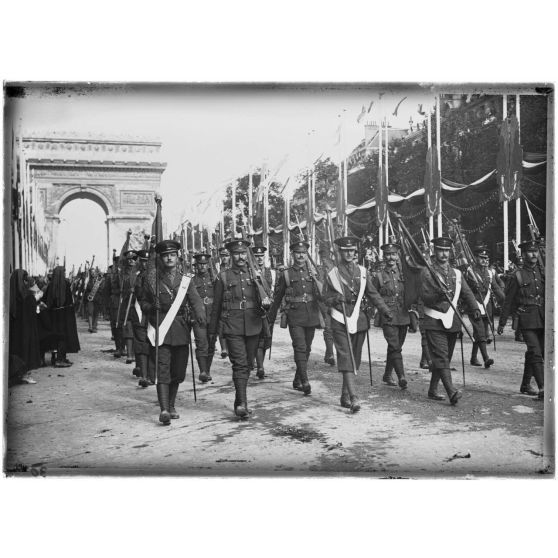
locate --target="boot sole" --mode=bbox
[159,411,171,425]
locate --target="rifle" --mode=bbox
[398,220,475,343]
[325,207,357,375]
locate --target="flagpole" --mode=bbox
[284,196,290,266]
[515,94,521,246]
[503,95,509,271]
[427,105,434,239]
[231,180,237,237]
[248,168,253,232]
[384,117,389,241]
[436,94,443,236]
[263,169,269,262]
[378,117,384,257]
[343,157,348,235]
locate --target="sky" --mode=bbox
[8,83,436,267]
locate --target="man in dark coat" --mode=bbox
[191,252,217,383]
[9,269,41,384]
[84,268,104,333]
[317,244,336,366]
[105,250,124,357]
[216,245,231,359]
[44,266,80,367]
[372,240,412,390]
[323,236,392,412]
[418,237,481,405]
[139,240,205,425]
[497,239,545,400]
[467,244,505,368]
[120,249,139,365]
[268,239,321,395]
[208,238,269,418]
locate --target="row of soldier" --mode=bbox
[99,229,545,425]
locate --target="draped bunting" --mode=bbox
[376,157,388,224]
[423,146,441,216]
[496,114,523,202]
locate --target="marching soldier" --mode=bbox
[139,240,205,425]
[417,242,433,370]
[497,239,545,400]
[252,244,274,379]
[216,245,231,359]
[208,238,270,419]
[372,240,411,390]
[121,249,139,365]
[191,252,216,383]
[323,236,392,412]
[84,267,104,333]
[132,249,152,387]
[317,244,336,366]
[105,250,124,358]
[467,244,505,368]
[268,239,322,395]
[418,237,481,405]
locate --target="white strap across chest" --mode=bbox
[147,275,191,346]
[424,269,462,329]
[329,265,367,334]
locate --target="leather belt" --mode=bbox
[289,294,315,303]
[203,296,214,305]
[227,300,257,310]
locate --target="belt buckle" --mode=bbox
[203,296,210,305]
[302,293,308,303]
[239,299,246,310]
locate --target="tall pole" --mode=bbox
[284,196,290,266]
[436,94,443,236]
[232,180,237,237]
[378,117,384,258]
[427,105,434,239]
[189,222,194,254]
[384,118,389,241]
[263,169,269,263]
[248,168,253,231]
[309,170,316,260]
[220,203,225,242]
[516,94,521,247]
[343,157,348,235]
[503,95,509,271]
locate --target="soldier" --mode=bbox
[104,250,124,357]
[372,240,411,390]
[121,249,139,365]
[208,238,269,419]
[139,240,205,425]
[323,236,392,412]
[84,267,104,333]
[252,244,274,379]
[418,237,481,405]
[216,245,231,359]
[132,249,152,387]
[317,244,336,366]
[268,239,322,395]
[467,244,505,368]
[191,252,216,383]
[497,240,545,400]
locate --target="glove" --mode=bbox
[334,293,345,305]
[196,315,207,327]
[497,324,504,335]
[472,310,482,321]
[383,310,393,322]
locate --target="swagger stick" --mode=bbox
[189,330,197,402]
[460,332,466,387]
[366,329,373,386]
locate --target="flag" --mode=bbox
[497,114,523,201]
[392,96,408,117]
[356,104,367,123]
[423,146,441,217]
[397,222,427,308]
[151,195,163,245]
[417,104,426,116]
[118,229,132,267]
[367,100,374,113]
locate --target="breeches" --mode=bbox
[225,334,260,380]
[472,317,490,343]
[149,344,189,385]
[132,323,149,355]
[331,319,365,372]
[86,301,99,327]
[288,325,316,363]
[521,328,544,365]
[193,322,210,359]
[382,324,407,362]
[425,329,458,370]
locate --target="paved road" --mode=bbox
[6,315,548,477]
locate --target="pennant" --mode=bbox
[417,103,426,116]
[392,96,408,117]
[367,100,374,113]
[356,104,367,123]
[497,114,523,201]
[423,146,441,217]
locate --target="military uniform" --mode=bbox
[139,240,205,425]
[104,252,124,357]
[372,242,411,389]
[217,246,231,358]
[418,237,480,405]
[317,252,336,366]
[323,236,391,412]
[498,240,545,399]
[132,250,152,387]
[84,270,104,333]
[208,239,266,418]
[467,245,505,368]
[191,253,216,383]
[120,250,139,364]
[269,240,321,395]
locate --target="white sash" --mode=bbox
[329,265,367,334]
[134,299,143,322]
[424,269,462,329]
[477,269,493,315]
[147,275,191,346]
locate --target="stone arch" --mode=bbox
[56,185,113,216]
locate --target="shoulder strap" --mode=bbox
[283,268,291,287]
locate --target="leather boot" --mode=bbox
[520,351,537,395]
[428,369,445,400]
[297,360,311,395]
[292,370,303,391]
[393,357,407,389]
[198,356,211,383]
[169,382,180,419]
[233,378,249,418]
[156,383,171,425]
[342,371,360,412]
[125,339,134,364]
[439,368,461,405]
[382,360,397,386]
[478,341,493,368]
[532,361,544,400]
[419,348,430,369]
[113,329,123,358]
[324,336,335,365]
[470,343,482,366]
[256,348,265,379]
[138,354,150,388]
[340,384,351,408]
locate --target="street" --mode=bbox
[6,315,547,477]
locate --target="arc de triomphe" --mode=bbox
[23,134,166,267]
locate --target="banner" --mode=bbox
[423,146,441,216]
[497,114,523,202]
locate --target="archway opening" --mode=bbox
[59,199,107,271]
